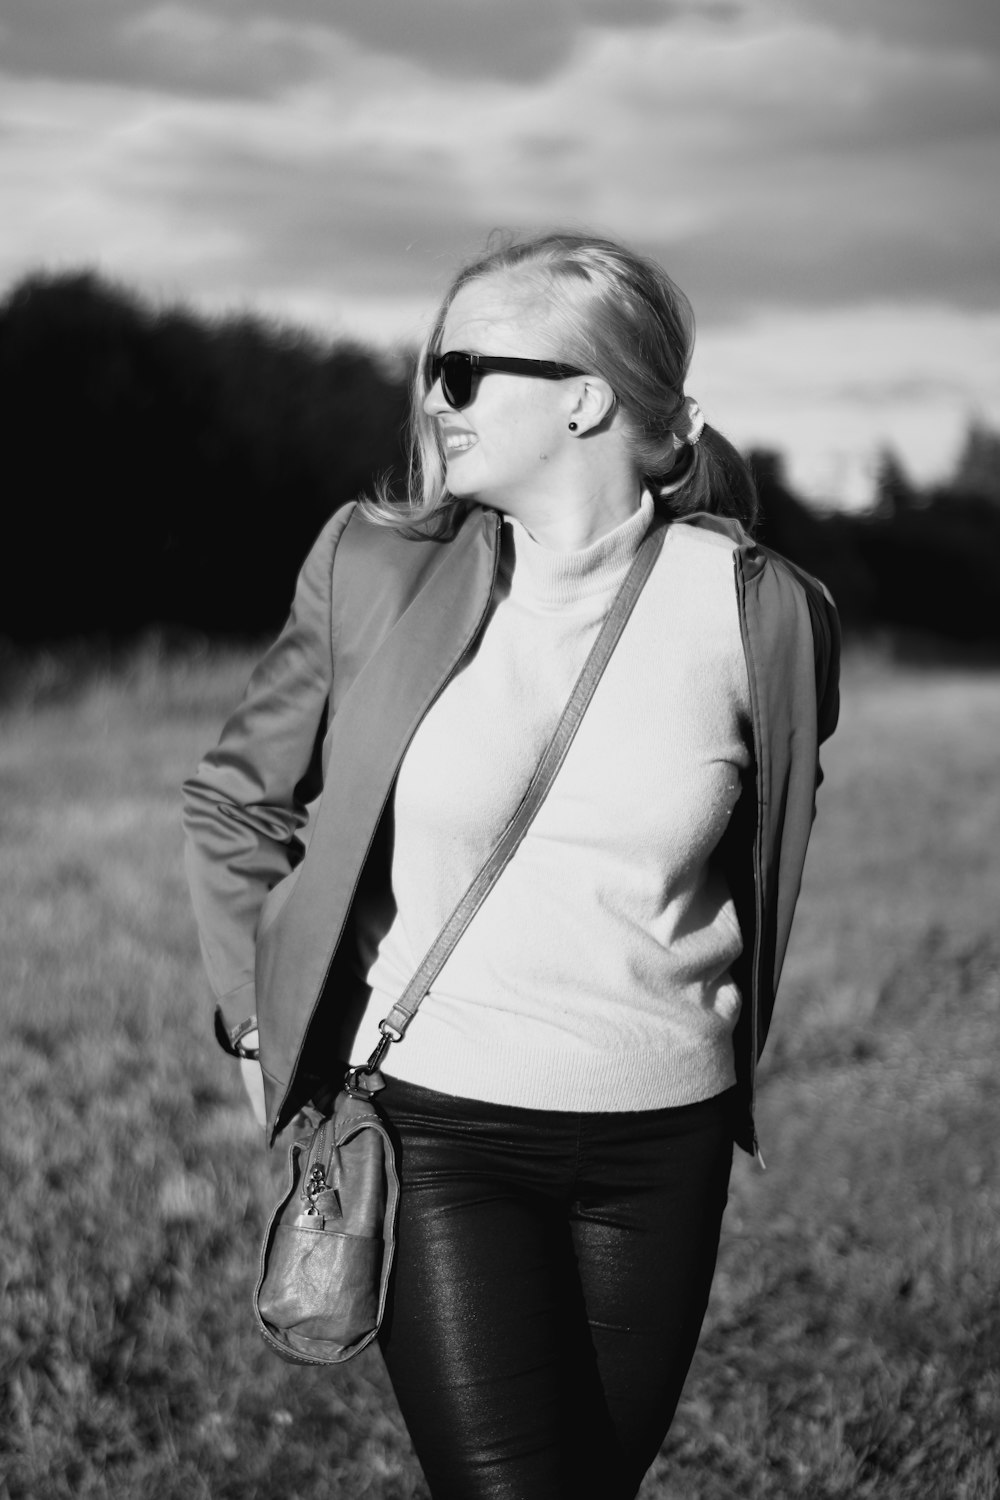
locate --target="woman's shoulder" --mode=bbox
[303,499,456,583]
[668,513,743,558]
[319,500,498,635]
[301,500,360,570]
[329,498,490,562]
[671,511,835,609]
[667,512,839,664]
[663,513,746,587]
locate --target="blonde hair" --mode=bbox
[361,231,758,536]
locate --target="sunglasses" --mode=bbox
[425,350,588,411]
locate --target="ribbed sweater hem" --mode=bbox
[376,1029,738,1114]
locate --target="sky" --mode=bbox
[2,0,998,507]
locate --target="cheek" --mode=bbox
[479,389,562,468]
[508,406,557,460]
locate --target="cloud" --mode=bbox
[0,0,338,99]
[0,0,742,96]
[4,11,996,325]
[162,139,486,299]
[521,23,1000,315]
[285,0,740,82]
[650,134,1000,318]
[790,0,1000,56]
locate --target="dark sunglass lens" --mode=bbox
[441,353,472,409]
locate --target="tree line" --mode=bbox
[2,270,999,650]
[751,436,1000,649]
[0,271,410,643]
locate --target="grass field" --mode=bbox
[1,641,998,1499]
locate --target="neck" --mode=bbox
[496,463,644,551]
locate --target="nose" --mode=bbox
[423,375,449,417]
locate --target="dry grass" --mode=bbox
[1,640,998,1499]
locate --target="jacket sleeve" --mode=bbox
[758,542,841,792]
[181,504,355,1026]
[807,580,842,792]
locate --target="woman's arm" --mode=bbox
[181,504,355,1035]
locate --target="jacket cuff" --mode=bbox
[213,1006,260,1060]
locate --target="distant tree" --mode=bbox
[747,449,873,626]
[853,418,1000,645]
[949,418,1000,503]
[871,446,918,519]
[747,450,817,557]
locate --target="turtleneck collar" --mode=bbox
[501,491,655,608]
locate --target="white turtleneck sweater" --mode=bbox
[352,493,752,1112]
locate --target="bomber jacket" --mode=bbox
[182,499,840,1155]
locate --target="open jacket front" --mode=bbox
[182,500,841,1156]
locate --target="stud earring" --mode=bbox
[568,421,578,431]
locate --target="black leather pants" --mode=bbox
[376,1077,735,1500]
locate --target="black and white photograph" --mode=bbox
[1,2,998,1497]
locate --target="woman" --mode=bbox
[183,232,840,1499]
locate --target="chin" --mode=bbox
[443,467,482,501]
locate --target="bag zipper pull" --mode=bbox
[305,1163,328,1213]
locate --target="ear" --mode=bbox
[567,377,617,434]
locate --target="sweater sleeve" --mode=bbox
[181,503,355,1025]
